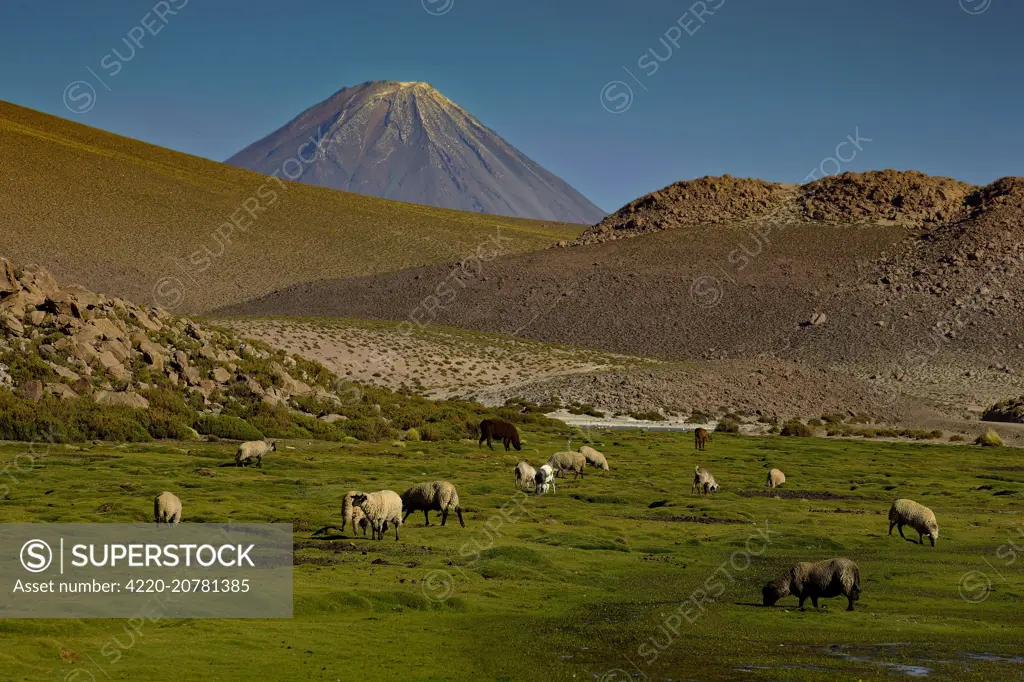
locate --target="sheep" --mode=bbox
[766,468,786,488]
[401,481,465,528]
[479,419,521,451]
[342,490,370,536]
[578,445,610,470]
[694,427,712,450]
[515,461,537,490]
[548,451,587,479]
[153,491,182,524]
[351,490,403,541]
[235,439,276,468]
[762,558,861,611]
[691,466,719,495]
[534,463,556,494]
[888,499,939,546]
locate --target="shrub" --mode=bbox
[715,419,739,433]
[976,428,1005,447]
[405,428,421,442]
[780,421,812,437]
[630,410,666,422]
[948,434,965,442]
[420,424,443,442]
[194,414,264,441]
[821,413,845,425]
[689,411,712,423]
[807,418,823,427]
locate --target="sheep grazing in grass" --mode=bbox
[534,464,556,494]
[548,451,587,479]
[578,445,610,470]
[692,466,719,495]
[342,490,370,536]
[888,498,939,546]
[479,418,521,451]
[401,481,465,528]
[694,427,712,450]
[766,468,786,488]
[515,461,537,490]
[235,439,276,468]
[153,491,182,524]
[351,490,403,541]
[762,558,861,611]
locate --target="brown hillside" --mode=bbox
[222,171,1024,422]
[0,101,584,314]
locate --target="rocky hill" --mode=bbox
[222,171,1024,425]
[0,258,548,443]
[226,81,605,223]
[565,170,996,247]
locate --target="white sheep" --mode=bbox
[534,463,556,495]
[692,466,719,495]
[352,490,403,541]
[578,445,610,470]
[401,481,465,527]
[342,490,369,536]
[548,451,587,479]
[154,491,182,524]
[888,499,939,546]
[515,461,537,490]
[766,468,786,488]
[235,439,276,468]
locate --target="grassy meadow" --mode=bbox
[1,430,1022,680]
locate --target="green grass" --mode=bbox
[1,432,1022,680]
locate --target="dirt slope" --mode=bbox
[222,171,1024,419]
[0,101,584,314]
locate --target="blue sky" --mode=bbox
[1,0,1020,212]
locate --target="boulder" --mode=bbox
[182,366,201,385]
[45,383,78,401]
[94,390,149,410]
[0,288,46,315]
[19,380,44,403]
[96,351,130,381]
[76,318,124,345]
[1,313,25,336]
[138,341,164,371]
[100,339,131,363]
[19,265,59,297]
[49,363,81,382]
[26,310,46,326]
[320,414,348,423]
[0,258,19,295]
[173,350,189,369]
[212,367,231,384]
[129,308,162,332]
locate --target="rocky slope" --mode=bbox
[565,170,992,247]
[222,171,1024,424]
[226,81,605,223]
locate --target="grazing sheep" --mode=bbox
[479,419,521,451]
[888,499,939,546]
[548,451,587,479]
[578,445,610,470]
[766,468,786,488]
[352,490,403,541]
[691,466,720,495]
[534,463,556,494]
[515,461,537,490]
[401,481,466,528]
[694,427,712,450]
[342,490,369,536]
[762,558,861,611]
[153,491,182,524]
[235,439,276,468]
